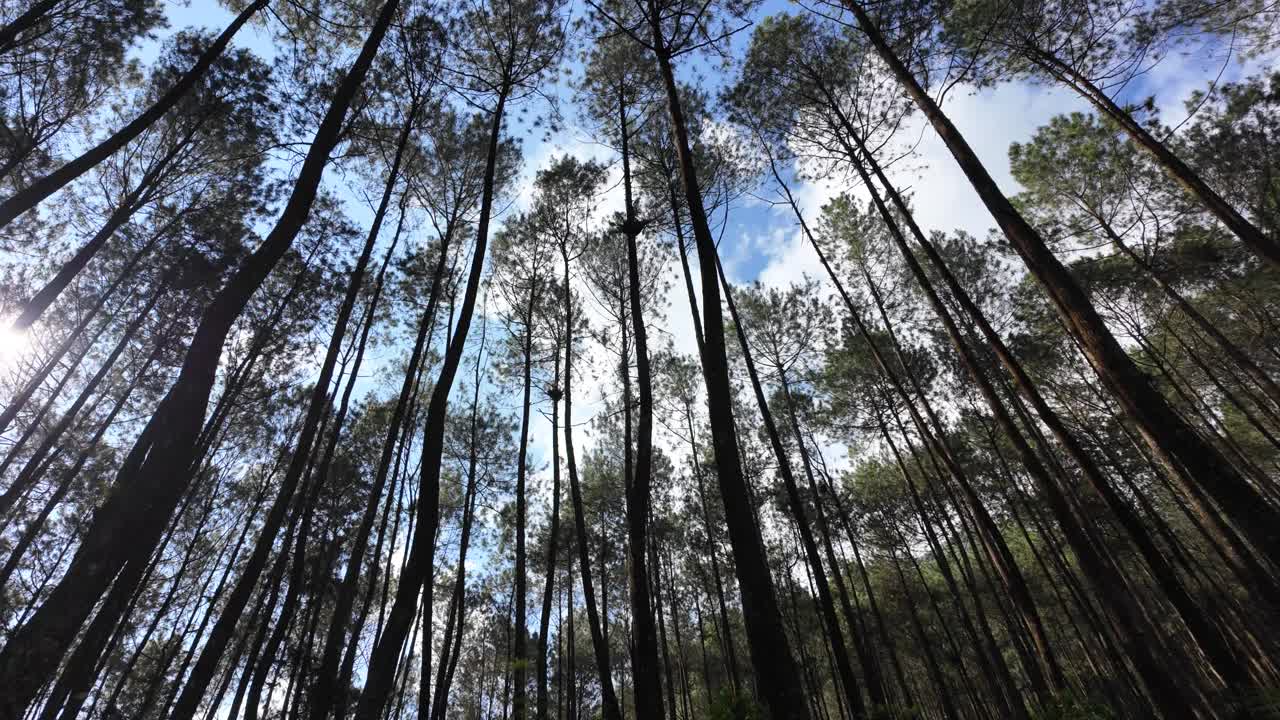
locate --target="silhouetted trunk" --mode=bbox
[310,221,449,720]
[0,0,63,54]
[618,88,665,720]
[430,317,488,720]
[0,287,159,522]
[10,134,196,330]
[684,408,741,693]
[512,255,540,720]
[536,358,564,720]
[1032,48,1280,266]
[0,227,159,436]
[0,293,159,587]
[170,85,414,720]
[0,5,396,714]
[841,0,1280,585]
[884,532,961,720]
[0,0,270,232]
[1100,218,1280,411]
[716,257,867,718]
[767,141,1061,703]
[352,84,510,720]
[428,466,478,720]
[560,238,623,720]
[846,126,1208,712]
[645,9,810,716]
[872,408,1027,719]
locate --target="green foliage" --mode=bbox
[1031,693,1117,720]
[710,689,763,720]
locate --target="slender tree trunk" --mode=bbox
[852,132,1210,712]
[310,223,449,720]
[512,274,539,720]
[768,142,1060,703]
[353,85,511,720]
[1035,49,1280,266]
[0,294,160,588]
[0,287,160,522]
[840,0,1280,577]
[10,135,196,330]
[618,89,665,720]
[169,90,415,720]
[536,356,564,720]
[560,241,624,720]
[429,317,488,720]
[0,226,160,437]
[0,6,397,714]
[1100,219,1280,411]
[884,533,961,720]
[645,12,810,716]
[872,406,1027,719]
[716,258,867,718]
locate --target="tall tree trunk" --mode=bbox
[846,128,1211,712]
[0,5,398,714]
[1032,48,1280,266]
[169,88,416,720]
[838,0,1280,578]
[352,85,511,720]
[560,240,624,720]
[645,9,811,716]
[428,434,479,720]
[536,357,563,720]
[618,88,665,720]
[430,315,489,720]
[513,271,539,720]
[716,258,868,719]
[310,221,450,720]
[766,140,1061,702]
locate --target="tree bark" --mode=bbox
[645,10,811,715]
[0,4,397,713]
[352,85,510,720]
[840,0,1280,578]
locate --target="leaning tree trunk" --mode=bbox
[840,117,1209,713]
[0,0,64,54]
[644,5,812,715]
[716,257,869,719]
[309,218,451,720]
[168,87,416,720]
[765,136,1062,702]
[352,86,511,720]
[1030,47,1280,267]
[10,126,199,330]
[0,4,397,715]
[429,362,484,720]
[838,0,1280,577]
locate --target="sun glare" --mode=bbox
[0,324,30,372]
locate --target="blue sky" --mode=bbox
[132,0,1278,488]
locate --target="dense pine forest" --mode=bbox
[0,0,1278,718]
